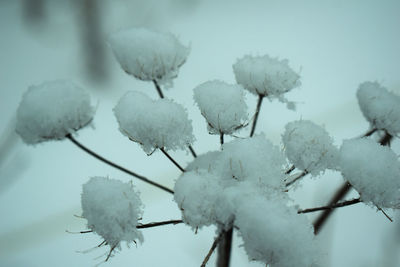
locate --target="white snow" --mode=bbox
[282,120,339,176]
[339,138,400,209]
[113,91,194,154]
[232,55,300,99]
[357,81,400,136]
[193,80,248,135]
[15,80,95,144]
[81,177,144,249]
[109,27,190,88]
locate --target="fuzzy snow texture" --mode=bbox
[81,177,144,248]
[109,27,189,88]
[236,195,318,267]
[282,120,339,176]
[16,80,95,144]
[174,135,319,265]
[357,81,400,136]
[233,55,300,101]
[114,91,194,154]
[193,80,248,135]
[339,138,400,209]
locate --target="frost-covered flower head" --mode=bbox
[81,177,144,249]
[16,80,95,144]
[357,81,400,136]
[114,91,194,154]
[339,138,400,209]
[233,54,300,98]
[109,27,190,88]
[193,80,248,135]
[282,120,339,176]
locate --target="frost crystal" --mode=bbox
[339,138,400,209]
[282,120,339,176]
[81,177,144,249]
[357,81,400,136]
[109,27,190,88]
[193,80,248,135]
[114,91,194,154]
[233,55,300,98]
[16,80,95,144]
[235,195,318,267]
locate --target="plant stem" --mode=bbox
[201,230,225,267]
[298,198,361,214]
[152,80,164,98]
[160,148,185,172]
[136,219,183,229]
[66,134,174,194]
[220,133,224,145]
[216,227,233,267]
[285,165,295,175]
[313,131,393,234]
[285,170,308,187]
[188,145,197,158]
[250,94,264,137]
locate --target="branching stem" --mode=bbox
[298,198,361,214]
[136,219,183,229]
[160,148,185,172]
[67,134,174,194]
[250,94,264,137]
[201,230,226,267]
[216,227,233,267]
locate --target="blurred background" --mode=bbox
[0,0,400,266]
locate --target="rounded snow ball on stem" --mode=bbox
[339,138,400,209]
[16,80,95,144]
[113,91,194,154]
[357,81,400,136]
[109,27,190,88]
[282,120,339,176]
[81,177,144,249]
[235,196,319,267]
[233,54,300,98]
[193,80,248,135]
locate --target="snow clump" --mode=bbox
[282,120,339,176]
[109,27,190,88]
[357,81,400,136]
[339,138,400,209]
[193,80,248,135]
[16,80,95,144]
[233,54,300,100]
[81,177,144,249]
[235,195,318,267]
[114,91,194,154]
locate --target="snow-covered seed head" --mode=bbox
[233,54,300,98]
[193,80,248,135]
[81,177,144,249]
[113,91,194,154]
[339,138,400,209]
[109,27,190,88]
[16,80,95,145]
[357,81,400,136]
[282,120,339,176]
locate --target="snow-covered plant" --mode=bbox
[81,177,144,253]
[109,27,190,88]
[14,25,400,267]
[113,91,194,154]
[16,80,95,144]
[357,81,400,136]
[282,120,339,176]
[232,54,300,107]
[339,138,400,209]
[193,80,248,135]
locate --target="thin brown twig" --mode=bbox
[285,170,308,187]
[160,148,186,172]
[67,134,174,194]
[201,230,226,267]
[136,220,183,229]
[250,94,264,137]
[298,198,361,214]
